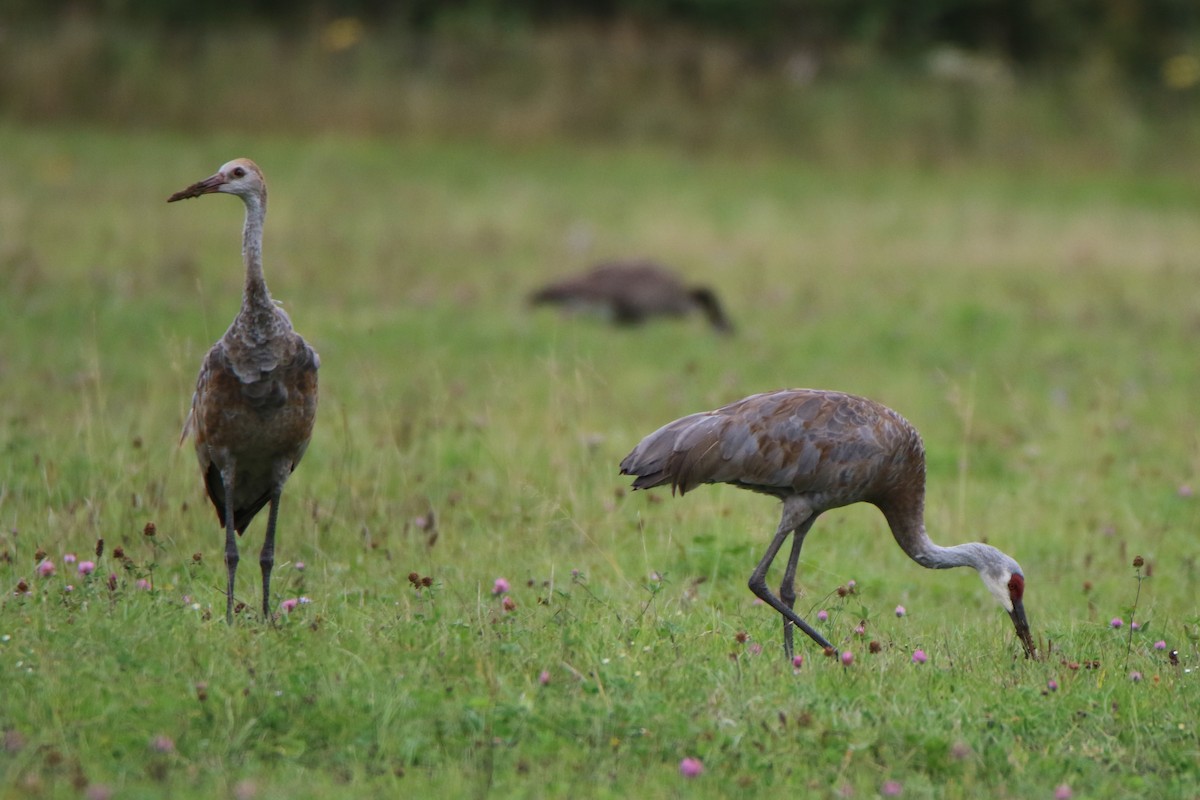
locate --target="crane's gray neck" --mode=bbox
[912,539,995,571]
[882,507,994,573]
[240,192,272,311]
[688,287,733,334]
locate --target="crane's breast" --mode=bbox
[191,338,318,468]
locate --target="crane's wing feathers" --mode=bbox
[621,389,921,503]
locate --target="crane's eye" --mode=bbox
[232,167,246,178]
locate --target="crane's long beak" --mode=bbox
[1009,600,1036,660]
[167,172,226,202]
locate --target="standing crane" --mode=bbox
[168,158,319,624]
[529,260,735,334]
[620,389,1036,660]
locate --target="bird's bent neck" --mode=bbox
[240,192,273,312]
[689,288,731,333]
[914,540,986,570]
[880,501,971,570]
[884,509,994,572]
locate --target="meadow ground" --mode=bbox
[1,123,1199,798]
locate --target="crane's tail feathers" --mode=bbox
[231,494,271,535]
[620,411,727,495]
[621,467,673,492]
[204,463,272,536]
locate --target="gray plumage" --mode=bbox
[529,260,734,333]
[620,388,1036,660]
[169,158,319,624]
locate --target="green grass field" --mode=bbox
[2,121,1200,798]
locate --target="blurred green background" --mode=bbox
[3,0,1200,170]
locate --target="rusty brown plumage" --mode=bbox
[170,158,319,624]
[620,389,1035,660]
[529,260,734,333]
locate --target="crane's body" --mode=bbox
[620,388,1036,660]
[530,261,734,333]
[169,158,319,624]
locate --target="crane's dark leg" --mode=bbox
[260,488,283,621]
[748,499,835,657]
[779,515,818,660]
[222,472,239,625]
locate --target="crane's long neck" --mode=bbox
[881,502,985,571]
[689,287,733,333]
[240,191,272,312]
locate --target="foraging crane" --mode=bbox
[168,158,319,624]
[620,389,1036,660]
[529,260,735,334]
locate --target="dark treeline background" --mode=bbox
[7,0,1199,83]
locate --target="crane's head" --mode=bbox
[977,551,1036,660]
[167,158,266,204]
